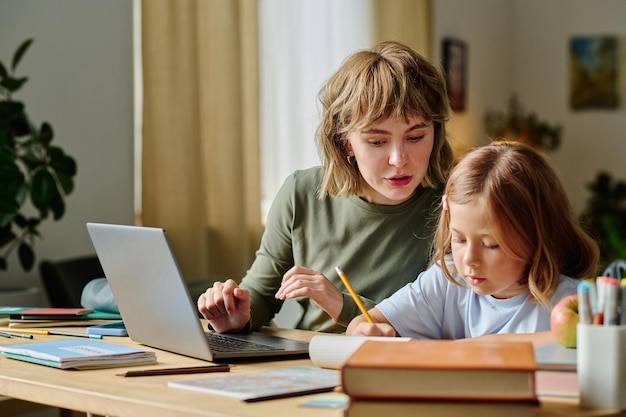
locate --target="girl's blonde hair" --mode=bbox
[433,141,599,310]
[316,41,454,198]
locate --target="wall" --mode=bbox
[432,0,514,155]
[433,0,626,215]
[513,0,626,215]
[0,0,134,300]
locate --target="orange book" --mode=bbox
[341,339,537,402]
[345,399,537,417]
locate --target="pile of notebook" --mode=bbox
[0,307,122,328]
[0,339,156,369]
[339,339,540,417]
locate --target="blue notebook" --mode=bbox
[0,339,156,369]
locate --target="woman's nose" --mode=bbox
[389,144,407,166]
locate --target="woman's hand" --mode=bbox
[197,279,251,333]
[275,265,344,321]
[346,308,397,336]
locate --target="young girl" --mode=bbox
[347,141,599,338]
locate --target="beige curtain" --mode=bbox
[140,0,430,283]
[142,0,261,282]
[372,0,432,58]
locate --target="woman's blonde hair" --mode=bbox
[433,141,599,310]
[317,41,454,198]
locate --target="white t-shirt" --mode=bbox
[377,262,579,339]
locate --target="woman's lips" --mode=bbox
[386,175,413,187]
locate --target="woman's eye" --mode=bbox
[483,243,500,249]
[408,135,425,143]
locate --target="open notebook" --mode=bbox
[86,222,309,361]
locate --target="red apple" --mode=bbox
[550,294,579,348]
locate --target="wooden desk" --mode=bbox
[0,327,623,417]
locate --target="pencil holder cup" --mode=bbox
[577,324,626,409]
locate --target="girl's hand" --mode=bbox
[197,279,251,333]
[346,308,397,336]
[275,265,343,321]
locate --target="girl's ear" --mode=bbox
[442,195,449,211]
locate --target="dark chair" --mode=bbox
[39,256,105,307]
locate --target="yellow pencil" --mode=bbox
[3,329,102,339]
[3,329,48,335]
[335,266,374,323]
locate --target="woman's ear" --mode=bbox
[343,139,353,155]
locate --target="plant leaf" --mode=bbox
[55,171,75,195]
[0,61,7,80]
[38,121,53,144]
[18,241,35,271]
[0,225,16,247]
[50,147,77,177]
[50,189,65,220]
[0,76,28,94]
[0,213,15,229]
[30,169,56,212]
[11,39,34,73]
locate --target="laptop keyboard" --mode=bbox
[205,332,283,353]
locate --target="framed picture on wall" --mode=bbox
[442,38,467,112]
[569,35,619,110]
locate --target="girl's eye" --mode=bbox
[483,242,500,249]
[368,139,385,147]
[451,237,465,244]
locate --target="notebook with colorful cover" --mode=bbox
[168,366,340,402]
[341,339,537,402]
[6,310,122,328]
[0,339,156,369]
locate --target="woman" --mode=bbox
[198,41,455,333]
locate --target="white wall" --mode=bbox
[432,0,514,155]
[513,0,626,214]
[0,0,134,299]
[433,0,626,215]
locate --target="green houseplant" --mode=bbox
[580,171,626,272]
[484,93,562,151]
[0,39,77,272]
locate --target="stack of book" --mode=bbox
[0,306,122,328]
[340,339,539,417]
[0,339,156,369]
[533,341,578,398]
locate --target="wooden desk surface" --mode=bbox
[0,326,622,417]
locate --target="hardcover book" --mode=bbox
[341,339,537,402]
[0,339,156,369]
[344,399,537,417]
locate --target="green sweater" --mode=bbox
[241,167,442,333]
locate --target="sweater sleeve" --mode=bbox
[240,173,298,330]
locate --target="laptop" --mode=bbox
[86,222,310,361]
